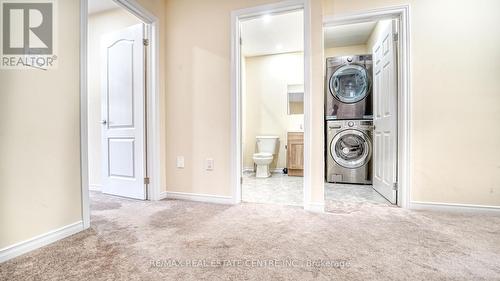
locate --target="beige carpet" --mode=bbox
[1,191,500,280]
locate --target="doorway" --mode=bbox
[87,0,146,200]
[240,10,305,206]
[323,6,411,211]
[80,0,162,229]
[231,1,312,207]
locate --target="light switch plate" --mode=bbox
[176,156,185,168]
[206,158,214,171]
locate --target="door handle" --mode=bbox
[100,120,107,125]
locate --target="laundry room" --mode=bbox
[323,18,399,211]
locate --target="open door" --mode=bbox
[372,20,398,204]
[101,24,147,200]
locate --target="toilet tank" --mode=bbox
[256,136,279,154]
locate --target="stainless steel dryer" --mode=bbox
[325,55,373,120]
[326,120,373,184]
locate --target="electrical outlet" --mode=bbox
[206,158,214,171]
[176,156,185,168]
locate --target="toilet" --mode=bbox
[253,136,279,178]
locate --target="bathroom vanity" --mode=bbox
[287,132,304,177]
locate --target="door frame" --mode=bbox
[80,0,162,229]
[323,5,412,208]
[230,0,313,208]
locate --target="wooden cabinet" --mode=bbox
[287,132,304,177]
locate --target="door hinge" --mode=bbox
[144,177,150,185]
[393,182,398,190]
[393,33,399,42]
[143,39,149,46]
[239,37,242,45]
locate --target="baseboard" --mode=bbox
[158,191,167,200]
[0,221,84,263]
[410,201,500,213]
[304,202,325,213]
[165,191,233,205]
[242,167,254,172]
[242,167,285,174]
[89,184,102,191]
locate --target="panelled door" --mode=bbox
[372,20,398,204]
[101,24,146,200]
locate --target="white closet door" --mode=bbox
[372,20,398,204]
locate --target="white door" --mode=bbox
[372,20,398,204]
[101,24,146,200]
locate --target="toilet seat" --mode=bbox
[253,152,273,159]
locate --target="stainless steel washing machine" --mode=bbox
[326,120,373,184]
[325,55,373,120]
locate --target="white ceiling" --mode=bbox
[88,0,118,15]
[324,21,377,48]
[241,10,303,57]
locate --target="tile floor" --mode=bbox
[242,171,303,206]
[242,171,392,212]
[324,182,393,213]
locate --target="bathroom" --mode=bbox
[240,10,305,206]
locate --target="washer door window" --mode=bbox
[329,64,370,104]
[330,130,372,169]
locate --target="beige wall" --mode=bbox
[324,44,368,58]
[242,53,304,170]
[87,8,142,188]
[0,0,81,248]
[164,0,288,196]
[323,0,500,205]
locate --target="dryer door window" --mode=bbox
[329,64,370,104]
[330,130,372,169]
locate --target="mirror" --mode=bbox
[287,84,304,115]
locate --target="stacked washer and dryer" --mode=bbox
[325,55,374,184]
